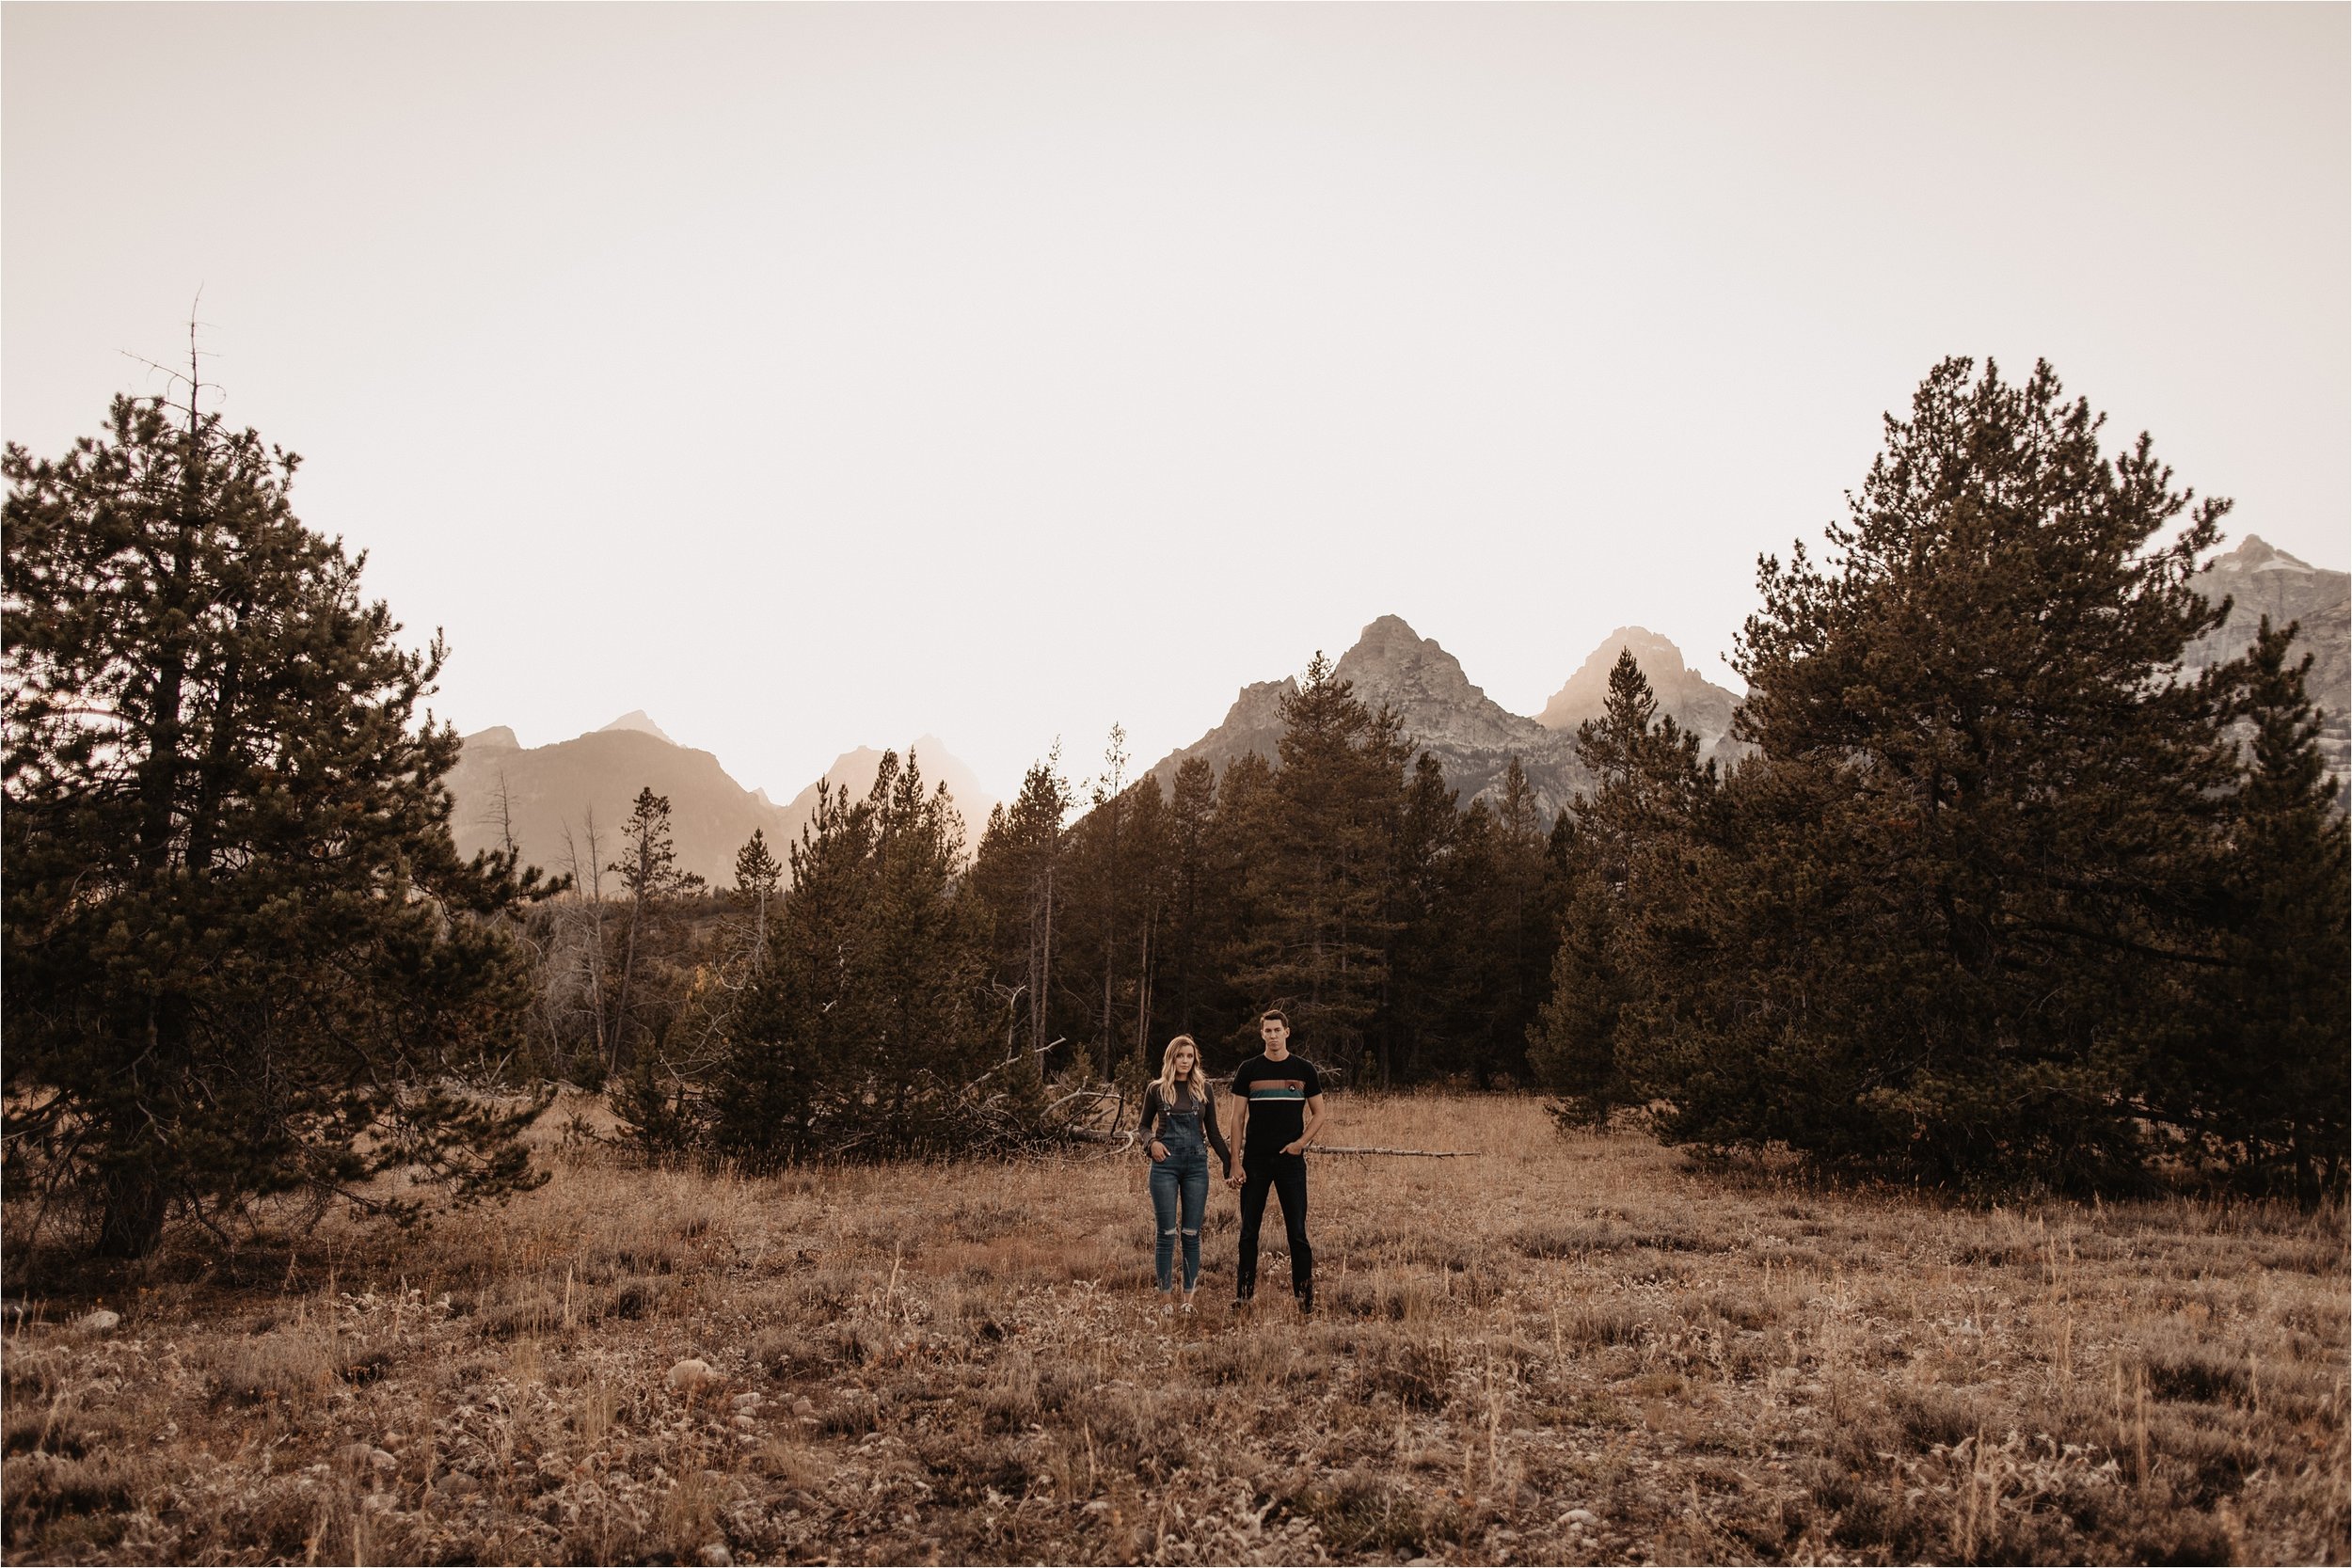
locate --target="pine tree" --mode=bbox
[1529,652,1712,1117]
[1088,726,1129,1075]
[1206,751,1278,1059]
[732,828,785,974]
[1158,756,1223,1042]
[712,752,993,1163]
[1120,773,1176,1070]
[969,750,1074,1076]
[2177,618,2350,1201]
[1486,755,1555,1084]
[3,388,548,1257]
[1235,654,1409,1077]
[1643,357,2243,1187]
[604,787,706,1076]
[1385,752,1465,1084]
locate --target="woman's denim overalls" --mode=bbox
[1150,1088,1212,1291]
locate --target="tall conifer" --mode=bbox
[4,390,548,1256]
[1640,358,2249,1187]
[2176,618,2351,1199]
[713,753,991,1163]
[1235,654,1410,1076]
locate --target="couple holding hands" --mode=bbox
[1135,1009,1325,1315]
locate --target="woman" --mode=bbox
[1136,1035,1232,1312]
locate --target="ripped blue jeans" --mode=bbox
[1149,1142,1211,1291]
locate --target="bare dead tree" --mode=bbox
[481,770,520,859]
[1094,724,1127,1071]
[560,809,610,1074]
[1134,899,1157,1064]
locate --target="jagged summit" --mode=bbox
[1538,627,1683,728]
[1536,626,1742,759]
[2213,534,2318,575]
[1147,616,1752,818]
[2190,535,2349,782]
[1334,616,1498,711]
[597,710,675,744]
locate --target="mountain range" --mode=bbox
[2185,535,2350,782]
[1146,617,1745,820]
[445,721,996,887]
[448,535,2344,883]
[1141,536,2347,818]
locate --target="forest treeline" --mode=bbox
[513,665,1572,1160]
[525,361,2347,1200]
[6,356,2345,1264]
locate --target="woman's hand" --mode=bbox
[1149,1140,1168,1162]
[1227,1163,1244,1189]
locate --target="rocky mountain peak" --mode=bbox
[597,710,675,744]
[1538,628,1692,727]
[1333,616,1491,711]
[1535,627,1741,761]
[1151,616,1574,815]
[2188,535,2349,786]
[2209,534,2318,576]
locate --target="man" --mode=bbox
[1225,1008,1327,1313]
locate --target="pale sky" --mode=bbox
[7,5,2345,805]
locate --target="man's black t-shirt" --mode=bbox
[1231,1053,1322,1156]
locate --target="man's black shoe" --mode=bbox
[1297,1291,1315,1316]
[1231,1291,1253,1312]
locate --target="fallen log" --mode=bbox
[1309,1145,1468,1158]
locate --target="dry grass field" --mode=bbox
[3,1093,2345,1566]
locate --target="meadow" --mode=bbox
[3,1094,2345,1565]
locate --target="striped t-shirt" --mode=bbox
[1232,1053,1323,1156]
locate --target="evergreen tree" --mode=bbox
[1385,752,1466,1084]
[969,750,1074,1077]
[1119,773,1176,1069]
[1530,652,1712,1117]
[1157,756,1224,1042]
[3,388,548,1257]
[1641,357,2242,1187]
[1485,756,1555,1084]
[712,752,993,1163]
[2175,618,2350,1200]
[1235,654,1409,1077]
[732,828,784,974]
[1077,725,1131,1076]
[1205,751,1279,1060]
[601,787,707,1077]
[1531,833,1629,1119]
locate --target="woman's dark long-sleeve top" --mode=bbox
[1137,1081,1232,1165]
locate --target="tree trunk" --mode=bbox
[612,882,644,1076]
[1135,903,1156,1061]
[1037,858,1056,1058]
[184,595,252,877]
[97,1167,170,1259]
[1101,806,1118,1069]
[135,399,207,875]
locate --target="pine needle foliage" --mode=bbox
[1607,356,2344,1195]
[3,393,553,1258]
[712,752,1005,1164]
[1231,655,1413,1079]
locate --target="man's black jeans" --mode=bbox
[1235,1150,1312,1301]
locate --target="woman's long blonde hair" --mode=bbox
[1157,1035,1210,1105]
